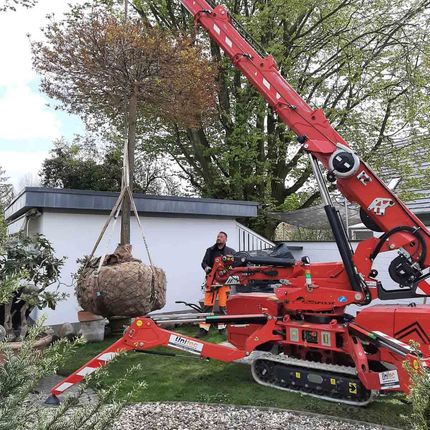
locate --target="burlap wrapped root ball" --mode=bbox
[76,244,166,317]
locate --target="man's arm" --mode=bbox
[201,247,211,271]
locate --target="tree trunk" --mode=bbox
[4,303,13,339]
[19,304,28,339]
[120,89,137,245]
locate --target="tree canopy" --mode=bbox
[31,4,216,130]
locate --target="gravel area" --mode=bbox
[30,376,398,430]
[113,402,392,430]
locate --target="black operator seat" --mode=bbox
[233,243,296,267]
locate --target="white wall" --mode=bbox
[30,211,240,325]
[286,241,425,314]
[18,212,422,324]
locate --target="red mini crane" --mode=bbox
[46,0,430,406]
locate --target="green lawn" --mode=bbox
[59,326,408,428]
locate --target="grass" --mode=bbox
[59,325,409,428]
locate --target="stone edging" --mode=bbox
[0,333,53,364]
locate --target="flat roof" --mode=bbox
[5,187,259,222]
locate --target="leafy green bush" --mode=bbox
[0,233,65,340]
[403,342,430,430]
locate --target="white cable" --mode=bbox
[127,186,154,268]
[95,198,124,276]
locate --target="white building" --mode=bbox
[5,187,272,325]
[7,188,429,326]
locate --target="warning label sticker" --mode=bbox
[379,370,400,389]
[168,334,204,355]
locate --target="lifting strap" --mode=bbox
[77,133,157,302]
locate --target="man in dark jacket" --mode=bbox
[197,231,236,338]
[201,231,236,273]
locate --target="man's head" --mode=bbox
[216,231,228,247]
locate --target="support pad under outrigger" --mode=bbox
[44,394,60,405]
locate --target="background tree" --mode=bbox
[0,216,5,247]
[132,0,430,237]
[40,136,187,196]
[0,0,37,12]
[0,166,13,245]
[0,167,13,208]
[32,3,215,244]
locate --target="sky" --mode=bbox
[0,0,84,191]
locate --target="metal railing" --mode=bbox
[236,222,274,251]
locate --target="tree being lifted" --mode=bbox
[32,3,216,317]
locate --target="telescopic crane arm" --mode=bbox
[181,0,430,297]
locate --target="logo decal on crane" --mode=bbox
[168,335,203,355]
[225,275,240,285]
[368,198,394,216]
[378,370,400,389]
[357,170,372,185]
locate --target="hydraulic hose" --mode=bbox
[370,225,427,265]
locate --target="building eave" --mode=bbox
[5,187,259,222]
